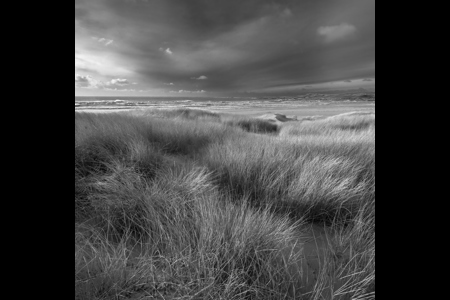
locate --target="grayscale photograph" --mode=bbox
[75,0,375,299]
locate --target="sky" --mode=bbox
[75,0,375,97]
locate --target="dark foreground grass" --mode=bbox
[224,118,279,134]
[75,109,375,299]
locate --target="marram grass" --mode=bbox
[75,109,375,299]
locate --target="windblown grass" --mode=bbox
[75,109,375,299]
[204,126,374,224]
[75,162,303,299]
[281,113,375,136]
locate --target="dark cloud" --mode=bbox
[75,0,375,95]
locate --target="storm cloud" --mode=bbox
[75,0,375,96]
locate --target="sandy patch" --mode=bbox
[257,113,299,124]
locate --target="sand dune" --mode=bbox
[257,113,299,124]
[326,111,375,118]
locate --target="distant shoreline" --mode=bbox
[75,94,374,112]
[75,99,374,119]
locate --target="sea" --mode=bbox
[76,96,267,103]
[75,93,374,111]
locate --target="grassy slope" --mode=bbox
[75,109,375,299]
